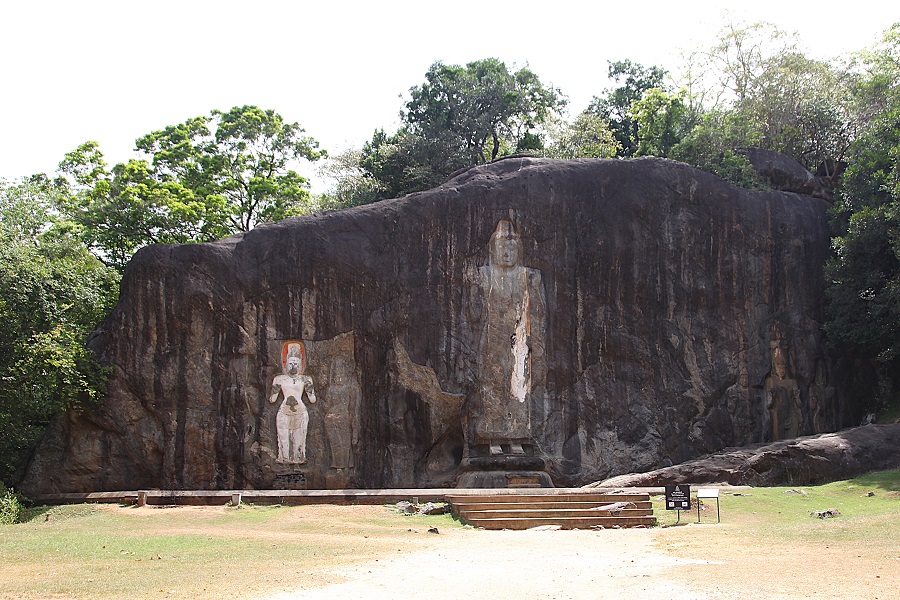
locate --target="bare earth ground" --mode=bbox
[266,516,900,600]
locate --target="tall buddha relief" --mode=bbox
[467,219,546,456]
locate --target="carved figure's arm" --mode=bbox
[304,376,317,404]
[268,381,282,404]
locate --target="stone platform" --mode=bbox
[29,487,661,507]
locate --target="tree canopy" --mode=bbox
[0,177,119,483]
[825,24,900,379]
[325,59,566,203]
[58,106,324,270]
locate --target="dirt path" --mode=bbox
[265,527,713,599]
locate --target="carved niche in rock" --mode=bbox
[253,332,360,487]
[323,355,360,470]
[808,359,837,435]
[766,346,803,441]
[467,219,546,457]
[269,341,316,465]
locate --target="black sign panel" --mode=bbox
[665,484,691,510]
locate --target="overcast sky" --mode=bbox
[1,1,894,191]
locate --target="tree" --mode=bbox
[326,59,565,202]
[697,20,797,106]
[404,59,564,166]
[678,20,863,174]
[316,148,387,208]
[58,107,325,270]
[630,88,688,158]
[358,127,462,199]
[586,60,667,156]
[0,178,119,484]
[670,109,765,189]
[137,105,325,232]
[542,112,620,159]
[825,24,900,408]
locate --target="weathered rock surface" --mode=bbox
[588,424,900,487]
[20,157,860,494]
[739,147,833,201]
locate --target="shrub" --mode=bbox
[0,483,26,525]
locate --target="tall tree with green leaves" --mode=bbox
[825,24,900,408]
[630,88,688,158]
[327,59,565,204]
[58,106,324,270]
[137,105,325,232]
[542,112,621,159]
[404,58,565,166]
[586,60,667,157]
[0,177,120,484]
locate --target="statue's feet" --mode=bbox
[509,443,525,455]
[489,443,503,456]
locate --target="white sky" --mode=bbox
[1,1,894,191]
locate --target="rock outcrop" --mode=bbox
[588,424,900,487]
[20,157,857,494]
[739,147,833,201]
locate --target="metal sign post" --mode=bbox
[665,484,691,524]
[697,487,720,523]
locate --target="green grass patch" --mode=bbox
[652,469,900,544]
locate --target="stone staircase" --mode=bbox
[445,491,656,530]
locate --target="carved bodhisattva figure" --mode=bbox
[469,219,546,456]
[766,347,802,441]
[324,356,359,470]
[270,342,317,464]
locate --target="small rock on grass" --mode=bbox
[419,502,451,515]
[811,508,841,518]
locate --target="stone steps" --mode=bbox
[446,492,657,530]
[461,507,654,519]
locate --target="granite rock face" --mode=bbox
[739,147,833,201]
[590,424,900,487]
[20,157,857,494]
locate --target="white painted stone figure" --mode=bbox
[469,219,546,456]
[269,341,317,464]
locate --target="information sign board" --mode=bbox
[665,484,691,510]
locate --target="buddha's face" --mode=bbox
[493,236,520,268]
[774,360,786,380]
[287,356,301,375]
